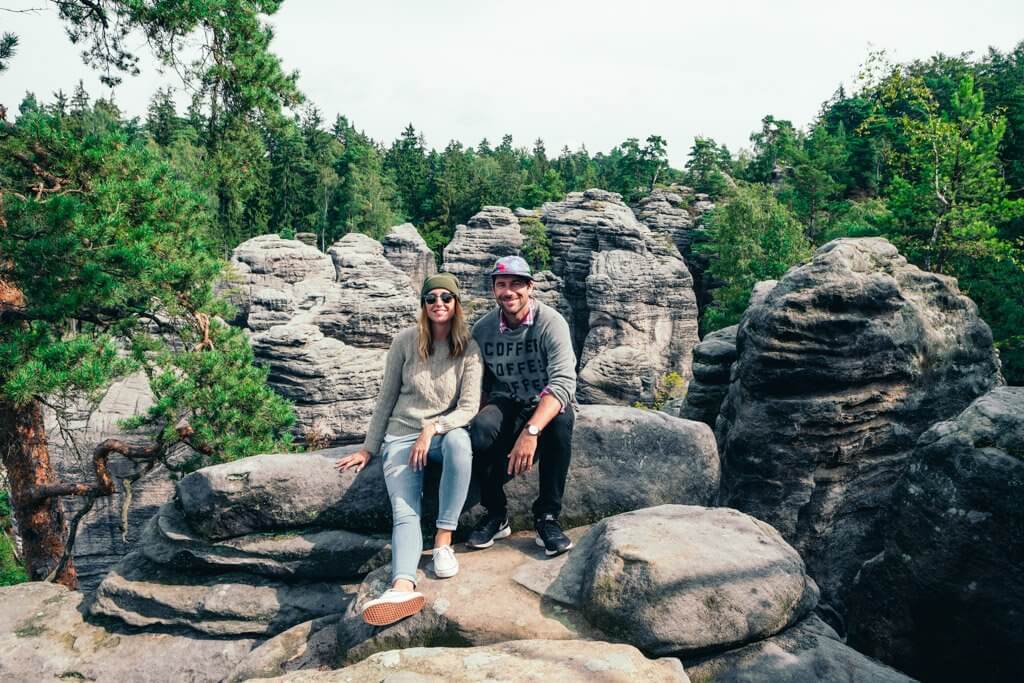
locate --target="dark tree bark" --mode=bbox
[0,399,77,587]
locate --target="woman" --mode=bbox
[335,272,482,626]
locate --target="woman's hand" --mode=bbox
[409,424,436,471]
[335,449,371,474]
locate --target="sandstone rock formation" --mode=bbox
[262,640,689,682]
[46,372,176,593]
[224,234,417,445]
[251,324,386,444]
[175,408,719,540]
[330,505,884,676]
[0,582,256,682]
[441,206,523,315]
[220,234,336,330]
[717,237,1003,615]
[227,615,342,682]
[543,189,700,405]
[680,324,738,425]
[846,386,1024,682]
[685,615,916,683]
[381,223,435,291]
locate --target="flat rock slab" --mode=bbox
[91,551,355,636]
[179,407,719,541]
[178,450,391,540]
[256,639,690,682]
[337,530,601,664]
[141,502,389,579]
[685,616,917,682]
[557,505,819,656]
[0,582,256,683]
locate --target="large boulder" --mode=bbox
[140,502,388,579]
[251,325,386,445]
[227,615,342,682]
[260,640,689,682]
[381,223,435,292]
[717,237,1002,614]
[337,505,817,664]
[685,615,916,683]
[0,582,257,683]
[846,386,1024,682]
[556,505,819,656]
[542,189,700,405]
[177,449,390,541]
[90,551,353,636]
[176,408,719,540]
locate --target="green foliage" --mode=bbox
[632,371,687,411]
[520,217,551,272]
[699,185,813,332]
[0,491,27,586]
[0,32,17,73]
[1,109,294,469]
[685,136,734,197]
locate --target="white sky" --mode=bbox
[2,0,1022,166]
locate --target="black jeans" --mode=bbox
[468,397,575,520]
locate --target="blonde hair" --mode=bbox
[417,297,470,360]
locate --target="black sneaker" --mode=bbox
[534,514,573,556]
[466,514,511,549]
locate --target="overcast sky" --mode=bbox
[2,1,1022,166]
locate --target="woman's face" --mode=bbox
[423,288,456,324]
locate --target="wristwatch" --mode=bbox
[525,423,541,436]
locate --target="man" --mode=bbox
[467,255,577,556]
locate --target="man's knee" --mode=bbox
[469,404,504,452]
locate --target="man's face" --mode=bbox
[492,275,533,318]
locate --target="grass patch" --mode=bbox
[1,490,28,586]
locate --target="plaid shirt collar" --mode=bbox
[498,300,536,334]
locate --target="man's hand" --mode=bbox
[409,424,436,471]
[507,431,538,476]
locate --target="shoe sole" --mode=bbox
[466,525,511,549]
[433,563,459,578]
[535,535,574,556]
[361,595,426,626]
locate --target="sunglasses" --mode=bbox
[422,292,455,305]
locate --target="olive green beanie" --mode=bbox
[420,272,461,300]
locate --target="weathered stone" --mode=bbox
[0,582,257,683]
[542,189,699,404]
[681,325,738,426]
[46,371,177,593]
[685,616,916,683]
[846,386,1024,682]
[381,223,435,292]
[442,206,523,313]
[336,531,599,664]
[260,640,689,682]
[220,235,335,329]
[140,502,389,579]
[251,325,386,445]
[91,551,354,636]
[178,408,719,540]
[227,615,341,682]
[177,449,390,541]
[321,233,418,348]
[717,237,1003,614]
[556,505,819,656]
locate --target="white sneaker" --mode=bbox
[432,544,459,578]
[360,589,425,626]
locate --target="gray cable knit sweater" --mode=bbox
[361,326,483,456]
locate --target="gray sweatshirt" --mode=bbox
[471,300,577,409]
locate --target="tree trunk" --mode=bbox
[0,399,76,587]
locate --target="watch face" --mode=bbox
[527,424,540,436]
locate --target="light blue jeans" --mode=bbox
[382,428,472,585]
